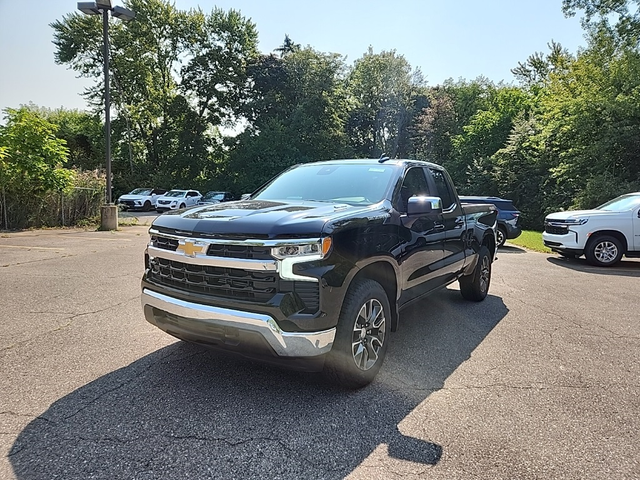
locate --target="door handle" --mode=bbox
[434,223,445,231]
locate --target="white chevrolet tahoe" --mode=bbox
[543,192,640,266]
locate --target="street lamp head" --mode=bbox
[77,2,100,15]
[112,5,136,21]
[95,0,113,9]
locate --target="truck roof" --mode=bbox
[301,158,443,169]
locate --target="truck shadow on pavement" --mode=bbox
[546,255,640,277]
[10,290,507,479]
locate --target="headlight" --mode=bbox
[564,218,589,225]
[271,238,332,259]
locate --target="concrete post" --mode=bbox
[100,205,118,231]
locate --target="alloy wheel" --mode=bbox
[351,299,386,371]
[594,241,619,264]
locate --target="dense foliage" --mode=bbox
[0,107,105,229]
[3,0,640,230]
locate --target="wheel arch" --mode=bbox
[349,260,399,332]
[586,230,628,253]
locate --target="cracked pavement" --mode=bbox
[1,229,639,479]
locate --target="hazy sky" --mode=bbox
[0,0,588,114]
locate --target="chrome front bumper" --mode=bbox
[142,288,335,357]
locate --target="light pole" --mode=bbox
[77,1,134,229]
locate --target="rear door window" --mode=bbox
[429,168,455,210]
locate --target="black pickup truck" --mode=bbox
[141,159,497,387]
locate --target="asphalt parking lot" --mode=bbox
[1,226,639,479]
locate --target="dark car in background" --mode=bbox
[198,191,235,205]
[460,196,521,247]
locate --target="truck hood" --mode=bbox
[151,199,378,238]
[546,209,623,220]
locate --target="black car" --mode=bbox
[460,196,521,247]
[198,191,235,205]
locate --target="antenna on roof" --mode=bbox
[378,154,390,163]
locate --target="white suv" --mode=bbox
[155,190,202,212]
[117,188,166,211]
[543,192,640,266]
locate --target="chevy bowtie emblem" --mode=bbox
[177,239,204,257]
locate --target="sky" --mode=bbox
[0,0,588,114]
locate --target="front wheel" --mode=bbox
[179,203,186,209]
[323,279,391,389]
[143,200,152,211]
[459,245,492,302]
[585,235,623,267]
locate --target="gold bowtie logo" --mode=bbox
[177,240,204,257]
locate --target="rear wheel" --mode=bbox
[323,279,390,389]
[459,246,492,302]
[496,227,506,248]
[585,235,623,267]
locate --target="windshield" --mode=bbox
[129,188,151,195]
[596,193,640,211]
[164,190,186,198]
[203,192,225,201]
[254,163,396,205]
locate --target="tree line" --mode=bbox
[1,0,639,229]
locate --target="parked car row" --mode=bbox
[456,191,640,267]
[117,189,235,212]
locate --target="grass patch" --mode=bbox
[506,230,552,253]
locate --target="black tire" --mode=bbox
[143,200,152,211]
[459,245,492,302]
[323,279,391,389]
[180,203,186,209]
[496,227,507,248]
[585,235,623,267]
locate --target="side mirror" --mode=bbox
[240,193,251,201]
[407,196,442,216]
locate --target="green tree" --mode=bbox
[563,0,640,44]
[41,108,103,171]
[0,107,74,229]
[51,0,258,191]
[346,48,426,158]
[537,28,640,208]
[228,46,350,192]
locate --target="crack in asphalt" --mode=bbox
[58,352,179,422]
[0,295,141,354]
[1,254,78,268]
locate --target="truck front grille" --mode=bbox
[151,235,179,251]
[544,224,569,235]
[150,236,273,260]
[206,244,272,260]
[147,257,319,312]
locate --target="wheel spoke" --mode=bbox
[365,341,379,364]
[371,305,384,328]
